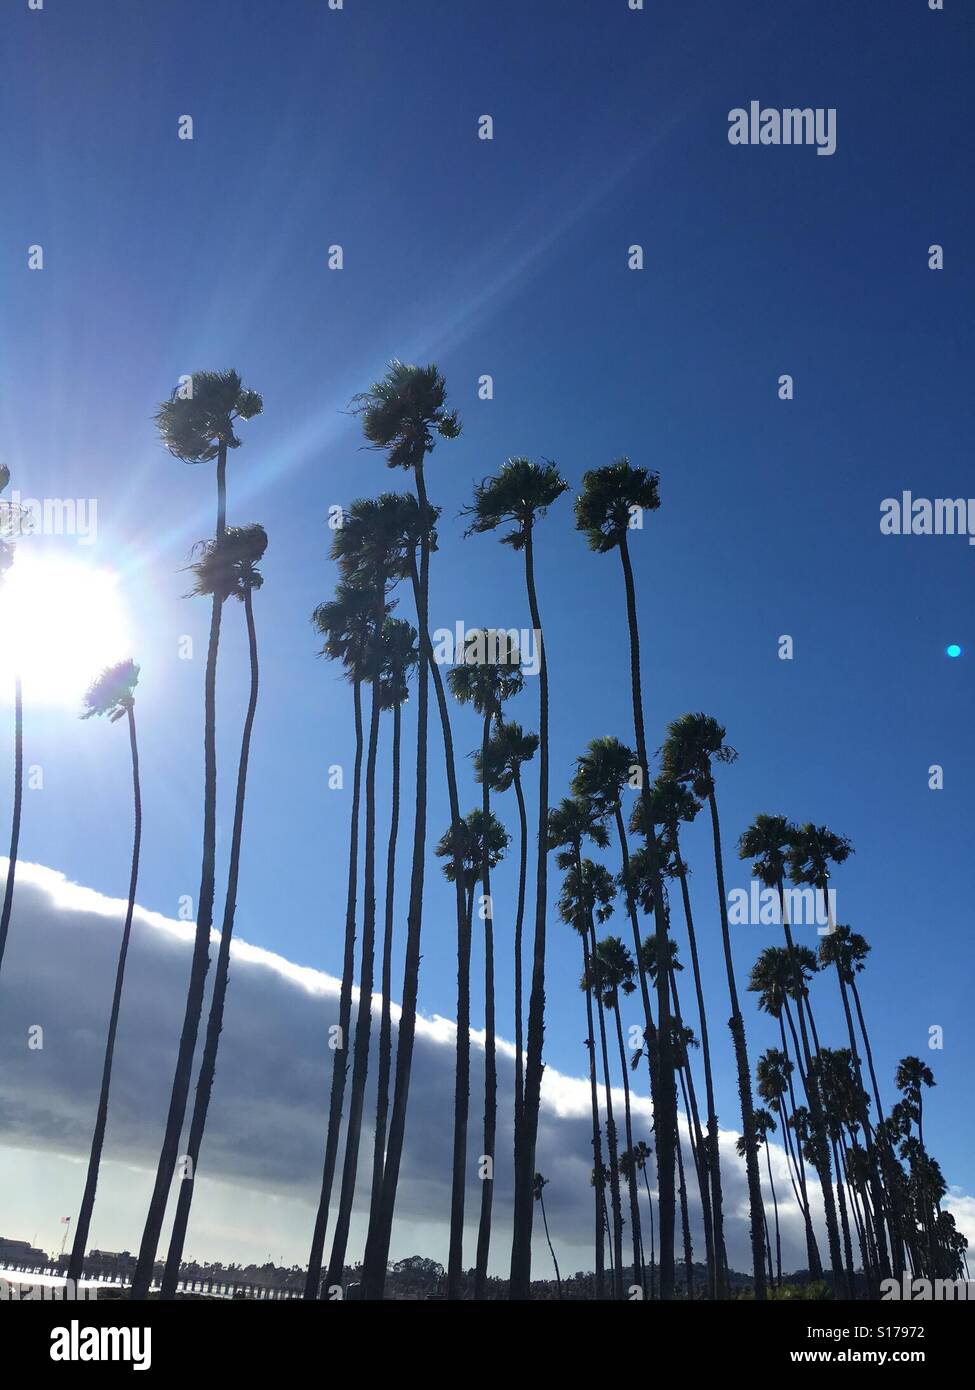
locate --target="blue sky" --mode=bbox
[1,0,973,1250]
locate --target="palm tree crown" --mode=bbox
[447,629,524,719]
[435,809,510,889]
[660,712,737,799]
[375,617,419,711]
[312,580,388,681]
[738,813,796,887]
[574,458,660,553]
[571,736,637,819]
[188,523,268,602]
[155,370,262,463]
[473,720,538,793]
[81,661,140,724]
[558,859,616,936]
[352,361,460,471]
[463,458,568,550]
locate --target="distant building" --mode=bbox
[0,1236,50,1265]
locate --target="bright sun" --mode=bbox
[0,551,132,709]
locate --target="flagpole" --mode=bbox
[59,1218,71,1259]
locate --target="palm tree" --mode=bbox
[819,924,898,1279]
[754,1108,781,1286]
[593,933,646,1293]
[0,464,26,981]
[132,369,262,1298]
[749,943,823,1277]
[634,776,727,1297]
[895,1056,938,1275]
[757,1047,817,1267]
[350,364,461,1302]
[463,457,568,1297]
[533,1174,562,1297]
[474,720,538,1132]
[324,501,428,1295]
[304,578,387,1298]
[661,712,766,1298]
[448,629,524,1298]
[571,740,663,1225]
[66,661,142,1283]
[557,852,620,1296]
[161,524,268,1296]
[367,618,419,1240]
[629,1139,657,1297]
[574,459,679,1299]
[739,813,846,1294]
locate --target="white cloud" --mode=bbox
[0,860,890,1277]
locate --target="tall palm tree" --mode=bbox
[557,852,620,1296]
[161,524,268,1296]
[532,1174,562,1297]
[324,500,427,1294]
[819,924,898,1278]
[350,364,461,1302]
[571,739,663,1215]
[66,660,142,1283]
[574,459,679,1299]
[473,720,538,1132]
[448,630,524,1298]
[304,578,388,1298]
[895,1056,938,1275]
[756,1046,819,1271]
[754,1107,781,1286]
[739,813,846,1294]
[749,943,823,1276]
[634,776,727,1297]
[132,370,262,1298]
[593,933,646,1293]
[367,618,419,1239]
[629,1139,657,1297]
[463,457,568,1297]
[0,464,26,982]
[661,712,766,1298]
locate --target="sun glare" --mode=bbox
[0,550,132,709]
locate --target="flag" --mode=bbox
[60,1216,70,1224]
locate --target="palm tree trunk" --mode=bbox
[669,966,716,1294]
[777,1013,822,1277]
[510,521,550,1298]
[587,920,624,1299]
[611,998,644,1292]
[368,701,401,1230]
[67,703,142,1283]
[325,658,384,1291]
[474,711,497,1299]
[673,835,726,1297]
[512,769,528,1134]
[303,676,364,1298]
[642,1162,657,1298]
[674,1099,694,1297]
[0,674,23,976]
[706,788,767,1298]
[161,585,261,1297]
[764,1140,782,1286]
[538,1189,562,1297]
[831,1134,857,1293]
[362,468,433,1300]
[581,934,606,1299]
[617,532,677,1299]
[131,443,228,1299]
[611,808,663,1230]
[424,654,474,1301]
